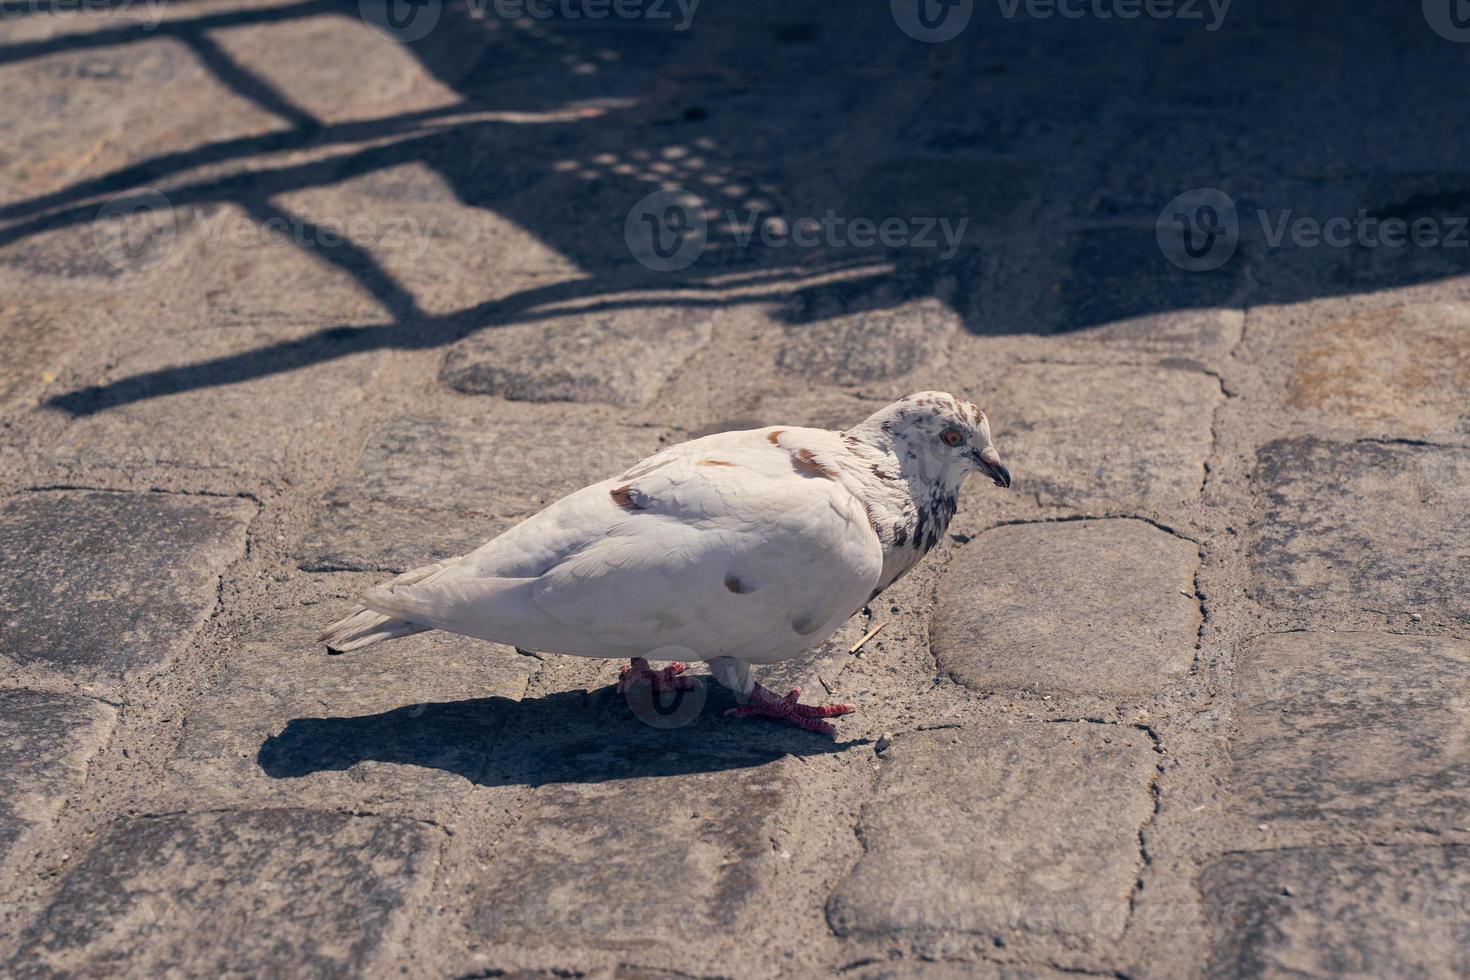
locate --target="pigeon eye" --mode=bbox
[940,428,965,447]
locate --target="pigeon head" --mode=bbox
[852,391,1011,490]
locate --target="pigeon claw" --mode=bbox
[618,657,695,695]
[725,683,855,737]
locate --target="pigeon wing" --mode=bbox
[358,427,882,661]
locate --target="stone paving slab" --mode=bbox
[279,162,580,316]
[0,38,278,209]
[40,319,385,490]
[0,491,253,688]
[172,599,535,810]
[1064,307,1244,360]
[1201,845,1470,979]
[1250,437,1470,625]
[0,691,115,883]
[466,748,794,953]
[1253,301,1470,442]
[842,156,1042,248]
[482,970,734,980]
[851,962,1085,980]
[298,415,672,572]
[932,520,1200,695]
[209,13,460,126]
[1056,229,1245,341]
[2,4,1468,977]
[441,306,713,406]
[485,970,738,980]
[4,808,436,978]
[827,723,1156,955]
[987,362,1223,511]
[774,297,959,385]
[159,196,397,326]
[1230,631,1470,838]
[0,299,115,415]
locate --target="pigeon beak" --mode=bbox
[975,446,1011,489]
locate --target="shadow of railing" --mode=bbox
[1,0,1467,414]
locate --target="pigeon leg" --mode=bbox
[725,682,855,737]
[617,656,695,695]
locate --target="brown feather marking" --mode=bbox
[724,572,753,594]
[766,429,785,445]
[610,484,644,510]
[790,448,837,479]
[697,459,736,467]
[792,613,824,636]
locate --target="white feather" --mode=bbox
[318,392,1008,698]
[354,426,881,664]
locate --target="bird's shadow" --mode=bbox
[257,684,850,788]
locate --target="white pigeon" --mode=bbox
[319,391,1011,735]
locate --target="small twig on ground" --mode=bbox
[848,621,887,654]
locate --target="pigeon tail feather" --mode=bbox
[319,557,463,652]
[317,607,427,652]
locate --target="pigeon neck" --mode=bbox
[838,421,968,569]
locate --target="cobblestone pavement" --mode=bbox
[1,2,1469,977]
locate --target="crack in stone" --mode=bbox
[1357,435,1454,448]
[1186,565,1210,669]
[1126,724,1165,931]
[20,483,264,505]
[840,951,1127,978]
[126,806,454,835]
[1037,719,1165,936]
[982,513,1202,546]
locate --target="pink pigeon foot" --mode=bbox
[617,657,695,696]
[725,682,855,737]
